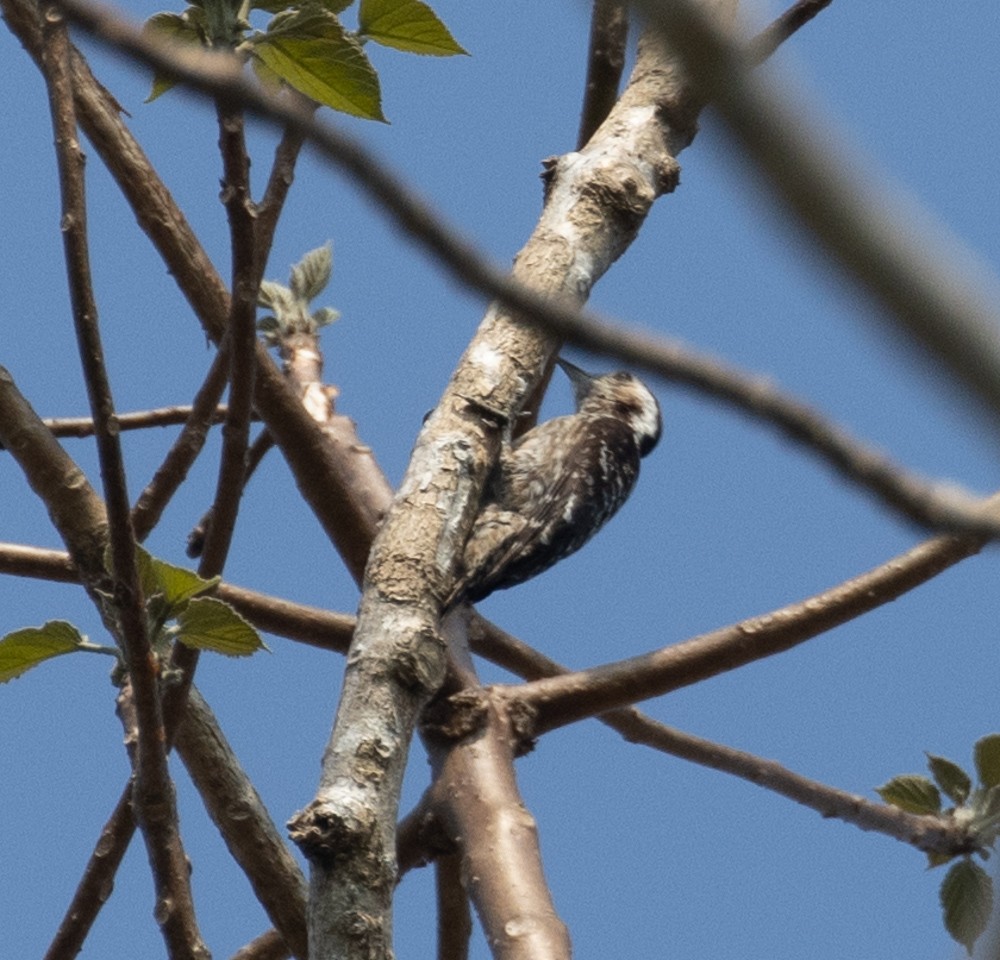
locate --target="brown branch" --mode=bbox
[256,91,316,253]
[199,104,258,578]
[26,403,232,439]
[617,336,1000,538]
[0,531,986,863]
[508,530,987,733]
[43,789,136,960]
[131,349,231,542]
[187,428,275,558]
[39,12,206,957]
[576,0,628,148]
[435,853,473,960]
[0,541,356,651]
[175,688,308,959]
[749,0,836,63]
[603,715,974,857]
[45,682,310,960]
[230,930,291,960]
[422,617,571,960]
[0,375,109,581]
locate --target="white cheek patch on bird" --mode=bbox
[443,357,662,609]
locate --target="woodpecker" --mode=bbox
[445,358,662,608]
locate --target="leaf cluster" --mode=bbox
[144,0,467,120]
[0,547,265,684]
[257,242,340,345]
[877,736,1000,954]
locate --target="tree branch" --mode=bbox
[43,789,136,960]
[29,402,232,438]
[601,714,974,857]
[230,929,292,960]
[175,688,308,959]
[576,0,628,148]
[434,852,472,960]
[39,14,206,956]
[131,348,232,542]
[199,103,257,577]
[749,0,835,63]
[507,529,989,732]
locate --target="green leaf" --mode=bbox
[250,9,385,121]
[975,735,1000,788]
[176,597,266,657]
[135,546,220,614]
[976,784,1000,820]
[358,0,466,55]
[257,279,293,311]
[940,859,993,955]
[142,9,208,102]
[312,306,340,327]
[876,775,942,814]
[927,754,973,806]
[0,621,87,682]
[290,243,333,302]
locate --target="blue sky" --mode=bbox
[2,1,1000,957]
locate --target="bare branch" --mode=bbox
[435,853,472,960]
[0,374,109,581]
[32,403,231,438]
[576,0,628,148]
[43,790,136,960]
[256,91,316,253]
[198,104,258,578]
[40,15,206,957]
[749,0,835,62]
[131,350,231,541]
[422,615,572,960]
[507,529,988,731]
[176,688,308,959]
[609,335,1000,538]
[602,714,974,857]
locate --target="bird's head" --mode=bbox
[557,358,662,457]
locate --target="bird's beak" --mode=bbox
[556,357,595,402]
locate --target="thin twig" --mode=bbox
[602,714,972,857]
[26,403,230,439]
[256,90,315,253]
[131,348,231,541]
[40,13,207,958]
[187,428,274,557]
[749,0,835,63]
[198,104,258,578]
[43,789,136,960]
[576,0,629,148]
